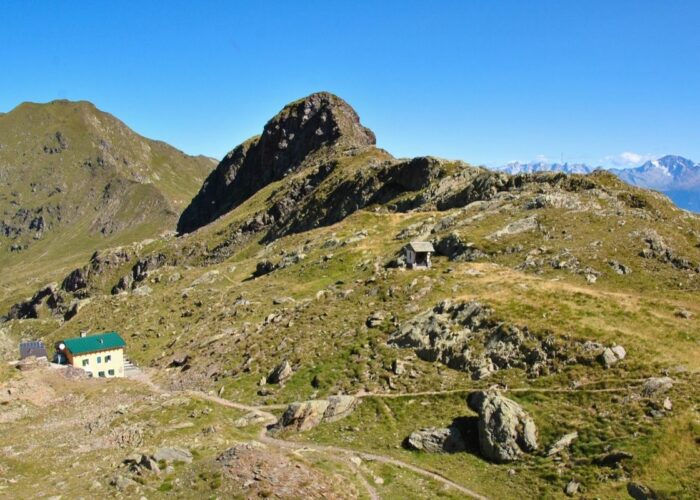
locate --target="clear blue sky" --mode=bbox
[1,0,699,167]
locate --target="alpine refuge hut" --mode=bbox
[405,241,435,269]
[56,332,126,378]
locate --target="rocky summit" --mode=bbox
[1,92,699,499]
[177,92,376,234]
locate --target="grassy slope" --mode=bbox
[2,158,699,497]
[0,100,214,309]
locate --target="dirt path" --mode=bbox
[132,364,663,500]
[165,387,486,499]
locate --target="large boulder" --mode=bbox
[406,426,466,453]
[323,395,357,422]
[278,400,330,431]
[467,390,538,462]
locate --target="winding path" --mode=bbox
[140,373,651,500]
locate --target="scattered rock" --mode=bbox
[254,260,276,277]
[641,377,673,397]
[608,260,632,275]
[674,309,692,319]
[547,431,578,456]
[406,427,466,453]
[153,447,193,464]
[323,395,357,422]
[593,449,633,467]
[564,479,580,497]
[627,481,658,500]
[487,216,539,240]
[267,360,293,384]
[467,390,538,462]
[366,311,386,328]
[598,345,626,368]
[132,285,152,297]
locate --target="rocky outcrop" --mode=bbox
[467,390,538,463]
[406,427,466,453]
[177,92,376,234]
[433,232,487,261]
[388,300,571,379]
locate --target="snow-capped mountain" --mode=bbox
[500,161,598,175]
[610,155,700,191]
[495,155,700,212]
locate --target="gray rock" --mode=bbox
[627,481,657,500]
[111,475,138,491]
[547,431,578,456]
[323,395,357,422]
[599,346,625,368]
[132,285,152,297]
[407,426,466,453]
[641,377,673,397]
[467,390,538,462]
[593,449,633,467]
[267,360,293,384]
[278,400,330,431]
[564,479,580,496]
[139,454,161,474]
[608,260,633,275]
[674,309,692,319]
[366,311,386,328]
[391,359,405,376]
[153,447,193,464]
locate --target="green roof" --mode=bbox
[63,332,126,355]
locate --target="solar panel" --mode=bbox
[19,341,47,359]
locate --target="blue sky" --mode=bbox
[1,0,699,167]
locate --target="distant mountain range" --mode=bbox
[497,155,700,212]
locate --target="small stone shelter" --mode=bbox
[57,331,126,378]
[405,241,435,269]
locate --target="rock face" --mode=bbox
[177,92,376,234]
[467,390,538,463]
[389,300,571,379]
[406,427,466,453]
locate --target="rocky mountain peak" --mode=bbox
[177,92,377,234]
[261,92,375,156]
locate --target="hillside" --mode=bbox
[1,93,699,499]
[0,100,214,308]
